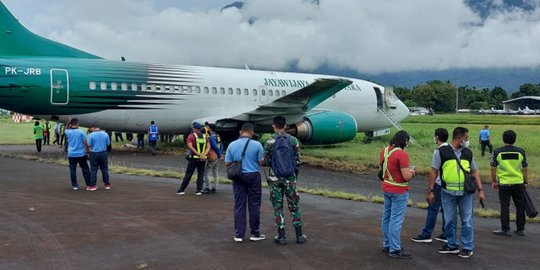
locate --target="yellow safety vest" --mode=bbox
[382,146,408,187]
[191,133,207,159]
[496,151,525,185]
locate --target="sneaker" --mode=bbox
[249,234,267,241]
[493,229,512,236]
[274,236,286,245]
[104,184,111,190]
[437,244,460,254]
[234,237,243,243]
[202,188,211,194]
[86,186,91,191]
[211,188,217,193]
[458,249,474,258]
[195,191,202,196]
[388,249,413,259]
[411,235,432,243]
[513,230,525,236]
[435,234,447,243]
[382,247,389,253]
[176,190,185,195]
[72,186,79,191]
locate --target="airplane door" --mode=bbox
[50,69,69,105]
[373,87,383,109]
[259,86,268,104]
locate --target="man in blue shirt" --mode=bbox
[87,125,112,190]
[148,121,159,156]
[225,123,266,243]
[64,118,91,191]
[479,125,493,157]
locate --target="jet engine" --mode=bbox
[286,111,358,145]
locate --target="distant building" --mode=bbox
[503,96,540,111]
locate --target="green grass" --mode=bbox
[2,114,539,183]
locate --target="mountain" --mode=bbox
[221,1,539,92]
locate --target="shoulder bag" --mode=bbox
[226,139,250,181]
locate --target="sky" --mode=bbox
[2,0,540,75]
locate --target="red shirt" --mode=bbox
[379,146,410,194]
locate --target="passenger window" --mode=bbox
[212,87,218,94]
[174,86,180,93]
[111,83,118,91]
[253,89,258,96]
[269,90,273,96]
[204,87,209,94]
[220,87,225,94]
[131,83,138,91]
[100,82,107,91]
[236,88,241,95]
[244,89,249,95]
[165,85,171,92]
[276,90,280,97]
[121,83,128,91]
[228,88,233,95]
[150,84,156,91]
[89,82,96,90]
[141,84,147,91]
[195,86,201,94]
[155,85,161,92]
[261,89,266,96]
[282,90,286,96]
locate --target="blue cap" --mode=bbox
[193,122,203,129]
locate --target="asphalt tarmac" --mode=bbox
[1,145,539,269]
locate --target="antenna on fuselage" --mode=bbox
[121,56,126,61]
[244,63,250,70]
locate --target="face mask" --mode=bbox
[434,137,438,144]
[460,140,470,148]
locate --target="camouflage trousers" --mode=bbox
[267,176,303,229]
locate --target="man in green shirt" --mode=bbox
[33,121,44,153]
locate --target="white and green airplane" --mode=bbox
[0,1,409,144]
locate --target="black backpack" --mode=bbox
[271,134,296,178]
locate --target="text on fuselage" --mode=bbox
[4,67,42,76]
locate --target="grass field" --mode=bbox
[1,114,539,183]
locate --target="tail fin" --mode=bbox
[0,2,100,59]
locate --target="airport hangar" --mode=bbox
[503,96,540,110]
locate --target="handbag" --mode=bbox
[452,152,477,193]
[524,189,538,218]
[226,139,250,181]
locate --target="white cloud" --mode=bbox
[3,0,540,74]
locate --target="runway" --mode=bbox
[1,154,539,269]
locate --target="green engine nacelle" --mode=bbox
[289,111,358,145]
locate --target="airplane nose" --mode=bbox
[395,99,410,122]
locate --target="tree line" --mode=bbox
[393,81,540,113]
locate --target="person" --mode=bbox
[436,127,485,259]
[263,116,307,245]
[411,128,448,243]
[60,122,66,147]
[114,132,124,142]
[64,118,91,190]
[137,133,145,149]
[479,125,493,157]
[176,122,210,196]
[379,130,415,259]
[225,123,266,243]
[126,132,134,142]
[148,121,159,156]
[203,124,223,194]
[491,130,528,236]
[87,125,112,190]
[43,120,50,145]
[33,121,44,153]
[53,122,61,145]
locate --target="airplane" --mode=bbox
[518,106,536,115]
[0,1,409,145]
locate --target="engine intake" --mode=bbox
[287,111,358,145]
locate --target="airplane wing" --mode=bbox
[238,78,352,120]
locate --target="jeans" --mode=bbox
[204,159,220,190]
[382,192,409,252]
[420,184,445,237]
[90,152,110,186]
[149,140,157,154]
[480,140,493,156]
[35,139,42,152]
[499,184,526,232]
[68,156,91,187]
[442,191,474,250]
[233,172,262,238]
[178,158,206,192]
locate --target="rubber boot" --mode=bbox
[295,226,307,244]
[274,228,286,245]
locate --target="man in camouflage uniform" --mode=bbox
[263,116,307,245]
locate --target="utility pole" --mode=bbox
[455,87,459,113]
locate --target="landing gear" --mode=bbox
[364,131,374,143]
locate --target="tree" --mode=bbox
[511,83,540,99]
